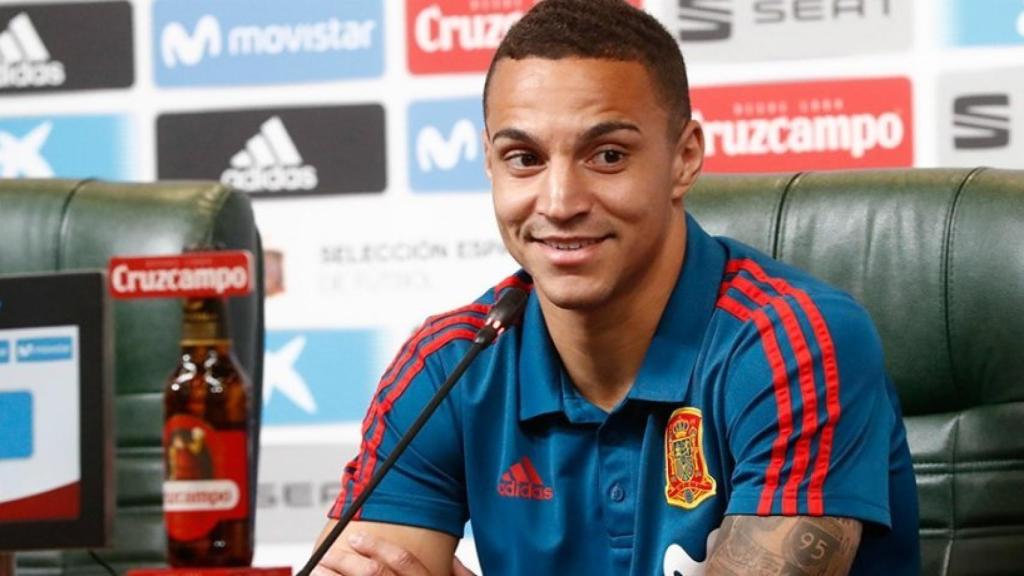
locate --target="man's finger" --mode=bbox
[313,549,392,576]
[348,532,431,576]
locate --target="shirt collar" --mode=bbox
[517,213,726,421]
[627,214,725,403]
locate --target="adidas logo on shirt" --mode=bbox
[220,116,319,193]
[0,13,65,89]
[497,456,554,501]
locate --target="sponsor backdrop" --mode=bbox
[1,0,1021,570]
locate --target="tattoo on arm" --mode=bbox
[707,515,862,576]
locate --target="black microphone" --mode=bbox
[298,285,529,576]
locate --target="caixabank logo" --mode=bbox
[674,0,911,61]
[157,105,386,198]
[407,0,642,74]
[154,0,383,87]
[0,2,133,94]
[0,115,136,179]
[262,329,383,426]
[938,67,1021,169]
[692,78,913,173]
[409,97,489,192]
[945,0,1024,46]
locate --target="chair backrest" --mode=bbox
[688,168,1024,576]
[0,179,264,575]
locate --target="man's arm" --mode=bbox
[312,519,457,576]
[707,515,862,576]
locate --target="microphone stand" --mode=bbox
[297,287,528,576]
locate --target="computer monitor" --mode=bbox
[0,271,113,551]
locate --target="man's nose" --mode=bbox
[536,160,591,222]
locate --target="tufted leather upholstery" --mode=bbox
[0,179,264,575]
[688,168,1024,576]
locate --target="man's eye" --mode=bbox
[507,152,542,169]
[592,149,626,166]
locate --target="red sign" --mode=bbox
[692,77,914,173]
[407,0,644,75]
[108,251,253,299]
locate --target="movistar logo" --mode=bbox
[0,13,66,88]
[162,14,222,68]
[416,119,478,172]
[220,116,318,193]
[160,13,375,68]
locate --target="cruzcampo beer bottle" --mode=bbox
[163,297,253,566]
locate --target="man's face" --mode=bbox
[484,57,701,311]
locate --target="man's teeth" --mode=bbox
[544,239,599,250]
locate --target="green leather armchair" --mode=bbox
[0,179,264,575]
[689,168,1024,576]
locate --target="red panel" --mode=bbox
[693,77,914,173]
[0,481,79,521]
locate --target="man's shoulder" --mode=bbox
[413,270,533,347]
[713,235,871,330]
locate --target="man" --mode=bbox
[313,1,920,574]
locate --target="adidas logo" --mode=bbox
[220,116,319,193]
[497,456,554,501]
[0,13,66,89]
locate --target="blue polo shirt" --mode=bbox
[330,214,920,575]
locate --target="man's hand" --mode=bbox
[707,515,862,575]
[312,531,477,576]
[313,532,432,576]
[312,520,458,576]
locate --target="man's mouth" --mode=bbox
[538,238,604,251]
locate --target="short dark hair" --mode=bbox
[483,0,691,132]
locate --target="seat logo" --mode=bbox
[676,0,732,41]
[416,119,478,173]
[953,94,1011,150]
[0,13,66,89]
[220,116,319,193]
[161,14,222,68]
[0,122,54,178]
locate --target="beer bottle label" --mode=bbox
[163,414,249,541]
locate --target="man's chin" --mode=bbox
[534,277,610,312]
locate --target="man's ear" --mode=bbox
[671,119,705,203]
[483,129,493,180]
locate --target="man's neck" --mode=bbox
[539,219,687,412]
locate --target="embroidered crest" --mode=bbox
[665,407,716,509]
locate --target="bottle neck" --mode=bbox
[181,297,231,344]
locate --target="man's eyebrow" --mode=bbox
[490,127,538,146]
[580,121,641,143]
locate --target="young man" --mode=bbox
[314,1,920,574]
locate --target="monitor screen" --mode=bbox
[0,272,112,551]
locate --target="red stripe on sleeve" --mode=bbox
[349,312,486,503]
[716,293,752,321]
[728,273,820,515]
[749,308,796,516]
[730,259,841,516]
[350,326,481,517]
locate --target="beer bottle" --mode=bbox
[163,297,253,567]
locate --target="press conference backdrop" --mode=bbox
[1,0,1022,570]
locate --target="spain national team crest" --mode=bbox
[665,407,716,509]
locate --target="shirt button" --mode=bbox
[609,483,625,502]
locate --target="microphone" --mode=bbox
[297,285,529,576]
